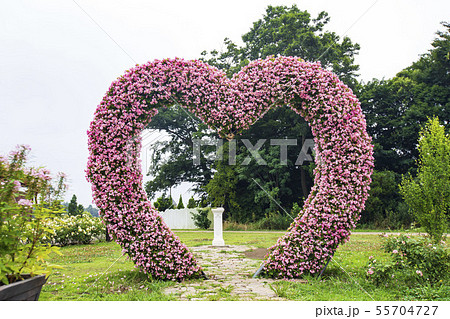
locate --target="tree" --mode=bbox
[176,195,184,209]
[400,117,450,242]
[187,197,197,209]
[201,4,360,89]
[153,194,174,212]
[85,204,99,217]
[360,170,412,228]
[205,144,241,221]
[192,208,212,229]
[357,22,450,228]
[67,194,83,216]
[359,22,450,175]
[146,5,361,223]
[200,5,360,221]
[144,105,218,199]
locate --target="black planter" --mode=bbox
[0,275,47,301]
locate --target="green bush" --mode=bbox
[359,170,414,229]
[153,195,173,211]
[366,234,450,287]
[192,208,211,229]
[45,213,105,246]
[252,211,292,230]
[187,197,197,209]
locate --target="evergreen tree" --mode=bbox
[187,197,197,209]
[67,195,80,216]
[176,195,184,209]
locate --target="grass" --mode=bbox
[176,231,283,248]
[40,242,175,301]
[40,231,449,301]
[269,234,396,301]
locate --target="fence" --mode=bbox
[160,208,198,229]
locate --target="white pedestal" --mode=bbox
[211,207,225,246]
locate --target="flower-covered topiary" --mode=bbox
[86,56,373,280]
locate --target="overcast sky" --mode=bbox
[1,0,448,207]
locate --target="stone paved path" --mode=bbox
[163,245,286,301]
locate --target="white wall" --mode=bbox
[160,208,198,229]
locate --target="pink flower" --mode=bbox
[392,250,398,254]
[18,199,33,207]
[416,270,423,277]
[13,180,21,191]
[367,269,374,275]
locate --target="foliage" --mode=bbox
[203,111,315,223]
[359,22,450,175]
[85,204,99,217]
[176,195,184,209]
[144,105,217,198]
[67,194,84,216]
[252,211,291,230]
[44,213,105,246]
[360,170,413,229]
[201,4,360,88]
[205,144,241,221]
[366,235,450,287]
[152,194,174,212]
[0,145,65,285]
[187,197,197,209]
[192,207,211,230]
[400,117,450,242]
[200,5,361,222]
[355,22,450,229]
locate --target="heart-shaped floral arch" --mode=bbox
[86,56,373,280]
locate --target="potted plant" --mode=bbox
[0,145,65,300]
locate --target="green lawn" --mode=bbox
[39,231,448,301]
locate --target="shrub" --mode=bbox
[0,145,65,284]
[252,211,292,230]
[153,195,173,211]
[366,234,450,287]
[187,197,197,209]
[192,208,211,229]
[45,213,105,246]
[223,221,251,231]
[359,170,412,229]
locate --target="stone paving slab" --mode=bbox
[163,245,287,301]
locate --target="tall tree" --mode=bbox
[400,117,450,242]
[201,5,360,219]
[145,5,361,221]
[359,22,450,174]
[358,22,450,227]
[176,195,185,209]
[201,4,360,89]
[67,194,83,216]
